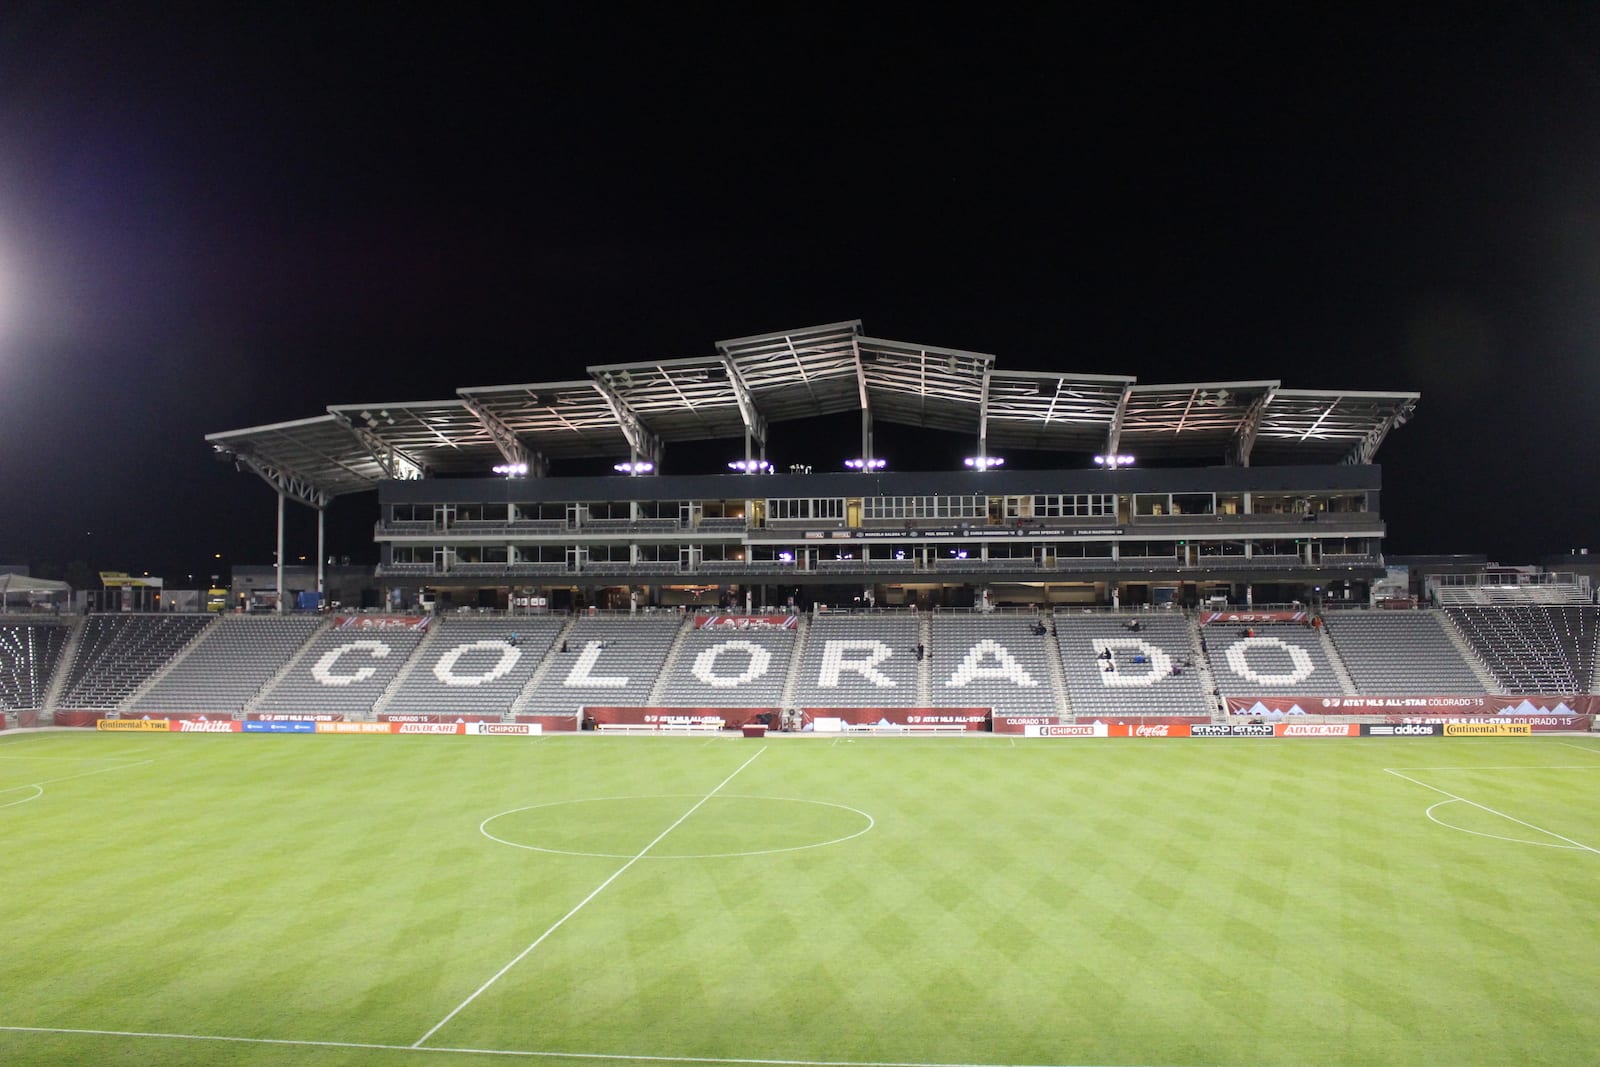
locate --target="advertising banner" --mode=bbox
[96,718,169,731]
[1024,723,1107,738]
[514,714,580,732]
[1201,611,1308,624]
[333,614,432,631]
[1231,695,1600,717]
[378,714,501,724]
[693,614,799,630]
[584,706,774,730]
[168,720,241,732]
[1386,715,1588,732]
[1106,722,1193,737]
[991,715,1060,735]
[250,713,344,722]
[1362,723,1442,736]
[798,708,990,731]
[1274,723,1360,737]
[241,720,316,733]
[1192,723,1275,737]
[466,722,543,736]
[315,722,393,734]
[392,722,465,734]
[1443,722,1532,737]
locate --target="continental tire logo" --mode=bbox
[96,719,169,731]
[1443,722,1531,737]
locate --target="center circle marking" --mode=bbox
[480,793,874,859]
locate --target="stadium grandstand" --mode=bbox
[2,321,1596,733]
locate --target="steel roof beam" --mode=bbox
[589,376,662,464]
[230,452,331,510]
[459,396,545,476]
[1227,387,1275,467]
[1342,397,1416,465]
[331,414,426,481]
[721,356,767,449]
[1106,384,1133,459]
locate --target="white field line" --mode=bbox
[0,758,156,797]
[0,1024,1114,1066]
[412,748,769,1049]
[1384,767,1600,855]
[1556,740,1600,758]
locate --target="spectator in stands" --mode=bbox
[560,639,569,653]
[1103,658,1116,672]
[1123,619,1141,633]
[509,632,520,647]
[1098,648,1113,662]
[915,642,925,661]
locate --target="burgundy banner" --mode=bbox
[334,614,432,630]
[17,711,37,728]
[168,720,242,732]
[800,707,990,731]
[249,712,345,722]
[1230,694,1600,717]
[693,614,798,630]
[583,706,777,730]
[1105,722,1193,737]
[377,713,503,724]
[513,714,580,732]
[991,714,1060,735]
[1201,611,1308,624]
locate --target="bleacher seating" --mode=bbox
[791,615,920,707]
[383,616,565,716]
[0,621,70,711]
[1321,611,1484,694]
[517,616,681,714]
[1205,622,1345,696]
[1446,605,1599,693]
[929,615,1059,715]
[129,615,326,715]
[1055,613,1210,716]
[654,622,797,707]
[254,620,428,717]
[59,614,216,710]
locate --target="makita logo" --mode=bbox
[1135,725,1171,737]
[178,721,235,732]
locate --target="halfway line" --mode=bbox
[413,748,768,1048]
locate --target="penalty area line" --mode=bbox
[0,1024,1130,1067]
[412,748,769,1049]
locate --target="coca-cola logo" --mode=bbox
[1135,725,1170,737]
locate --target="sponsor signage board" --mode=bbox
[466,722,542,736]
[251,713,343,722]
[693,615,799,630]
[1362,724,1442,737]
[991,715,1059,735]
[1025,723,1107,738]
[1275,723,1359,737]
[241,720,316,733]
[96,718,169,732]
[1443,722,1531,737]
[1192,723,1275,737]
[394,722,464,734]
[169,720,240,733]
[1234,695,1600,717]
[1201,611,1309,624]
[315,722,393,734]
[333,614,431,630]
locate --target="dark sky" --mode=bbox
[2,4,1599,582]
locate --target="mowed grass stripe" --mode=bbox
[1,734,1597,1066]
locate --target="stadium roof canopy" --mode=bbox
[207,320,1418,505]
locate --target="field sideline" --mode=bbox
[1,731,1596,1067]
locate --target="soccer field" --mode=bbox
[1,731,1596,1067]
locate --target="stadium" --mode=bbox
[2,320,1597,1067]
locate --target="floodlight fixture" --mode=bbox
[778,552,794,563]
[727,459,772,473]
[492,462,529,477]
[613,460,655,475]
[964,455,1005,470]
[844,458,886,471]
[1094,454,1136,467]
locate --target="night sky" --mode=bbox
[2,4,1598,584]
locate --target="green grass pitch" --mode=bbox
[1,731,1597,1067]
